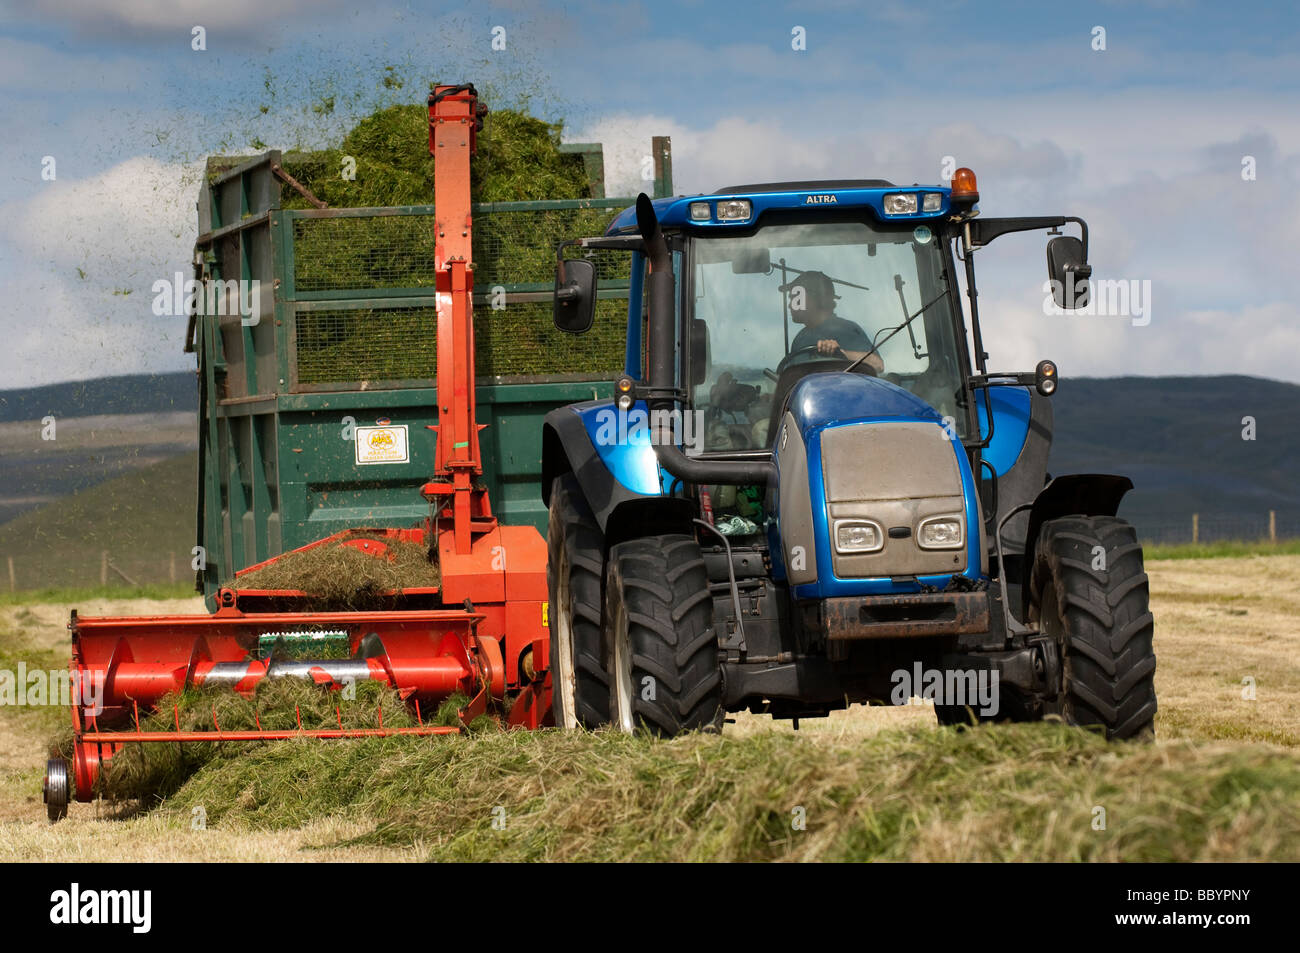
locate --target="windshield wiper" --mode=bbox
[843,287,951,374]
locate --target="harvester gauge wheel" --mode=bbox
[44,758,70,823]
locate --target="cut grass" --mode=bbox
[92,681,467,805]
[279,105,592,210]
[3,554,1299,861]
[228,531,438,610]
[157,724,1300,862]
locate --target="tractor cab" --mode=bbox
[545,169,1155,742]
[678,197,971,454]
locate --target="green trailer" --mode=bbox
[186,141,671,607]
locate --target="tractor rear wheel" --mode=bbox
[1029,515,1157,740]
[547,475,610,729]
[605,534,723,736]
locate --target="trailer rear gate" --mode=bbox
[189,147,670,606]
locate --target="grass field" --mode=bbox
[0,555,1297,862]
[0,452,198,591]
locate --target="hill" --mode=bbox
[0,372,195,424]
[0,452,198,590]
[1048,376,1300,541]
[0,373,1296,589]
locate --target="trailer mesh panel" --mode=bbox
[293,215,439,291]
[473,207,633,286]
[293,206,632,291]
[293,298,628,387]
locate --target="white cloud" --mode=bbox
[573,101,1300,384]
[0,156,200,387]
[11,0,340,35]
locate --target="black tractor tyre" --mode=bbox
[547,475,610,729]
[605,534,723,736]
[1028,515,1157,740]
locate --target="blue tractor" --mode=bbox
[542,168,1156,739]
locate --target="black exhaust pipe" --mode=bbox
[636,194,775,486]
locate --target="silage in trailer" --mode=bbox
[248,103,634,386]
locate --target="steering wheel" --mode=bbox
[770,344,878,378]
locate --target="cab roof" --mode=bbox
[604,180,952,235]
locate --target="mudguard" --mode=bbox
[542,400,685,534]
[1019,473,1134,616]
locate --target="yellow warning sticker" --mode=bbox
[542,602,549,626]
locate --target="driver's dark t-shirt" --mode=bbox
[789,315,873,357]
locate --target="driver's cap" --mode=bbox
[778,270,839,303]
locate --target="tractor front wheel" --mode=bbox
[547,475,610,729]
[1029,515,1157,740]
[605,534,723,736]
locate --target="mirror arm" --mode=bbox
[1062,216,1089,260]
[962,223,988,374]
[970,372,1038,389]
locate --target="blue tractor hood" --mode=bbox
[772,370,984,598]
[783,372,944,439]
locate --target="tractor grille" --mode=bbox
[820,421,968,578]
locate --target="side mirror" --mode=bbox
[1046,236,1091,310]
[689,319,710,387]
[554,257,597,333]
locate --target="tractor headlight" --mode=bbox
[883,193,918,215]
[716,199,752,221]
[834,519,884,554]
[922,192,943,212]
[689,202,711,221]
[916,516,963,550]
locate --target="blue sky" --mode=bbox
[1,0,1298,386]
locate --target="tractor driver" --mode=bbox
[778,271,884,374]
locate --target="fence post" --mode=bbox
[101,550,108,586]
[1192,513,1199,545]
[6,556,14,592]
[1269,510,1276,544]
[169,552,177,583]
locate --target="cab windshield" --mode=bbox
[688,215,966,452]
